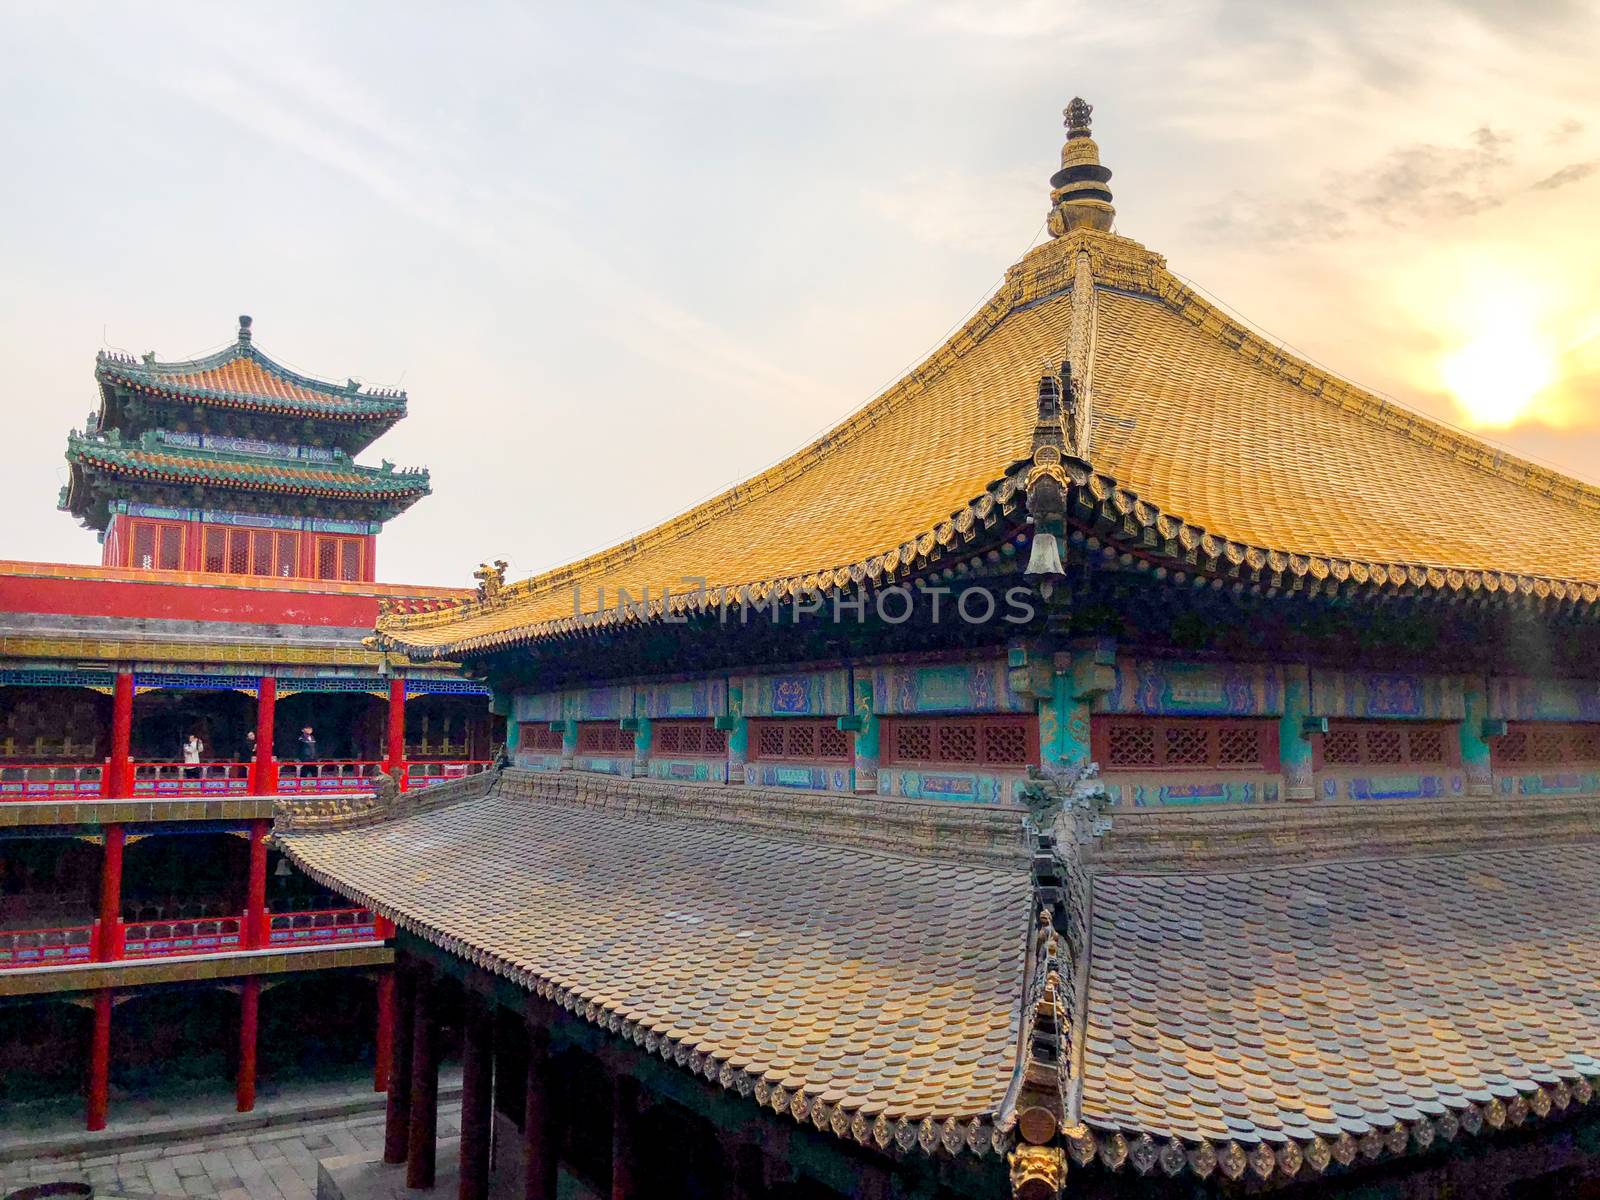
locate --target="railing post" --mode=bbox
[97,825,125,962]
[245,819,269,949]
[255,675,277,795]
[387,676,407,790]
[109,669,134,799]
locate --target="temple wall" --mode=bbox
[502,657,1600,811]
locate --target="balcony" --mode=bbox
[266,906,378,947]
[0,923,96,968]
[404,760,494,790]
[274,760,386,794]
[0,762,107,799]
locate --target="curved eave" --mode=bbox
[96,364,407,424]
[376,468,1037,661]
[1057,456,1600,609]
[65,448,432,507]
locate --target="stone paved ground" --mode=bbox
[0,1102,463,1200]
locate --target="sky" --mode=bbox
[1,1,1596,587]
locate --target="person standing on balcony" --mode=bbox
[182,732,204,778]
[298,726,317,762]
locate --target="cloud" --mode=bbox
[1530,160,1600,190]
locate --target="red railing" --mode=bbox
[274,760,386,793]
[404,760,494,790]
[0,762,107,800]
[0,923,96,969]
[131,761,253,797]
[119,916,243,959]
[267,906,378,947]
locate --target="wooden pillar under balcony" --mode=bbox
[245,819,269,949]
[610,1075,639,1200]
[522,1020,555,1200]
[406,967,440,1189]
[87,988,112,1131]
[375,970,396,1093]
[387,677,407,787]
[384,961,417,1164]
[97,825,125,962]
[255,676,277,793]
[236,977,260,1113]
[458,994,495,1200]
[108,669,134,799]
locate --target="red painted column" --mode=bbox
[386,677,406,789]
[255,676,277,794]
[245,819,269,950]
[384,961,416,1164]
[523,1022,555,1200]
[611,1076,638,1200]
[97,825,125,962]
[459,994,495,1200]
[407,969,440,1189]
[87,988,112,1131]
[375,970,395,1093]
[109,669,134,799]
[236,977,260,1113]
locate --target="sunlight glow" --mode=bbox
[1438,323,1556,428]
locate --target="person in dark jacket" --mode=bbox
[297,726,317,762]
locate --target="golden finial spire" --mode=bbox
[1047,98,1115,236]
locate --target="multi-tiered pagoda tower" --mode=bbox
[60,316,430,581]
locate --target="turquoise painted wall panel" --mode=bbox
[646,758,727,783]
[1489,677,1600,721]
[1319,772,1464,801]
[636,679,728,720]
[743,763,849,791]
[1107,780,1273,806]
[571,756,633,776]
[735,670,850,717]
[1499,771,1600,796]
[869,658,1027,715]
[561,686,634,721]
[877,767,1016,805]
[513,751,561,772]
[512,692,563,723]
[1310,670,1465,720]
[1097,658,1285,717]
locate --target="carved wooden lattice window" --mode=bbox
[1095,717,1277,771]
[129,520,184,571]
[884,716,1034,768]
[1321,721,1454,767]
[652,720,727,759]
[576,722,631,755]
[520,723,564,752]
[1493,722,1600,767]
[749,719,851,762]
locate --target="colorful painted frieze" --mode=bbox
[1489,677,1600,722]
[878,768,1022,805]
[868,658,1028,715]
[733,669,849,717]
[1320,772,1465,802]
[512,692,563,724]
[1105,778,1277,807]
[636,678,727,720]
[1096,657,1285,717]
[1309,669,1466,721]
[746,762,850,791]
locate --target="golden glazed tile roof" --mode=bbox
[280,769,1035,1148]
[381,170,1600,658]
[1081,845,1600,1162]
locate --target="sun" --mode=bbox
[1438,326,1555,428]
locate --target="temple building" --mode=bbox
[279,101,1600,1200]
[0,321,499,1132]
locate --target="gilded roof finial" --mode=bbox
[1047,98,1114,237]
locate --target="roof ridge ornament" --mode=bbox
[237,314,253,348]
[1047,98,1115,237]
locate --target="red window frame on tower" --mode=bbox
[126,519,185,571]
[748,718,852,762]
[651,719,729,759]
[315,535,365,582]
[1092,716,1280,772]
[882,715,1036,769]
[203,527,301,578]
